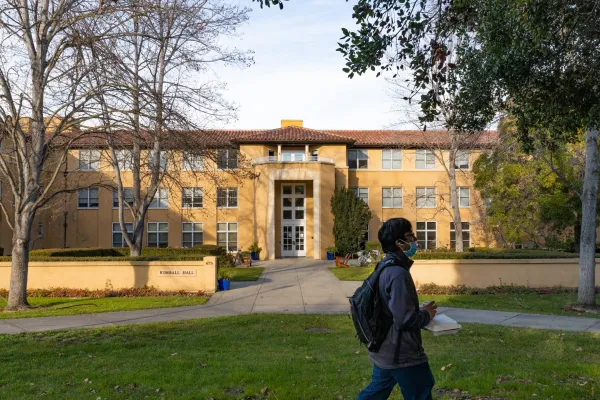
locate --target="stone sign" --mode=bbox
[158,269,197,277]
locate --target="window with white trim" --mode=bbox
[147,222,168,248]
[416,187,436,208]
[350,187,369,204]
[217,187,238,208]
[182,187,203,208]
[417,221,437,250]
[455,151,470,170]
[182,222,203,248]
[115,150,133,171]
[348,149,368,169]
[147,150,167,170]
[113,188,134,208]
[457,187,470,208]
[415,150,435,170]
[182,152,204,171]
[112,222,133,247]
[149,188,168,209]
[78,188,99,209]
[217,222,238,252]
[382,149,402,169]
[382,187,403,208]
[450,222,471,249]
[78,150,100,171]
[217,149,238,169]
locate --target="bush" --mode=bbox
[217,253,235,269]
[364,241,382,251]
[417,283,598,295]
[248,241,262,254]
[217,269,232,280]
[0,286,206,298]
[331,187,372,255]
[413,250,578,260]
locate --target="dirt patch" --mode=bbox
[436,389,507,400]
[563,304,600,315]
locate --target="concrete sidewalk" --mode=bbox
[1,259,599,334]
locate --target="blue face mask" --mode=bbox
[404,241,418,257]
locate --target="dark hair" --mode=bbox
[378,218,413,253]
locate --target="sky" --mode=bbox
[211,0,407,130]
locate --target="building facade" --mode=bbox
[0,120,497,259]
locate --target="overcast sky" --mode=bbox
[211,0,409,130]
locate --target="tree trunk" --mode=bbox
[6,213,34,310]
[448,135,463,252]
[129,216,145,257]
[578,127,599,306]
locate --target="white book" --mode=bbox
[423,313,461,335]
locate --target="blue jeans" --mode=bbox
[357,362,435,400]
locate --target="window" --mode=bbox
[417,221,437,250]
[350,187,369,204]
[182,222,203,248]
[217,222,238,252]
[217,187,238,208]
[78,188,99,209]
[78,150,100,171]
[37,222,43,238]
[115,150,133,171]
[450,222,471,249]
[311,149,318,161]
[457,187,470,208]
[382,149,402,169]
[182,152,204,171]
[348,149,368,169]
[268,149,276,161]
[147,222,168,248]
[112,222,133,247]
[416,187,436,208]
[415,150,435,170]
[149,188,168,209]
[217,149,238,169]
[182,187,203,208]
[112,188,134,208]
[147,150,167,170]
[455,151,470,170]
[382,187,403,208]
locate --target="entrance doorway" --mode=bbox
[281,184,306,257]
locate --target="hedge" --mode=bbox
[0,286,206,298]
[418,283,600,295]
[29,244,225,258]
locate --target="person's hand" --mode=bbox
[423,301,438,320]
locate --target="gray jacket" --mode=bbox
[368,251,431,369]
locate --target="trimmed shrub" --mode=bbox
[217,253,235,269]
[412,250,579,260]
[331,187,372,255]
[0,286,207,298]
[30,246,225,258]
[417,283,600,295]
[364,241,382,251]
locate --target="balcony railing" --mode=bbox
[253,155,335,165]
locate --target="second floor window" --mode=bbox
[348,149,368,169]
[382,149,402,169]
[416,187,436,208]
[113,188,134,208]
[115,150,133,171]
[382,187,403,208]
[182,187,203,208]
[78,188,99,209]
[149,188,168,209]
[182,152,204,171]
[79,150,100,171]
[457,187,470,208]
[217,149,238,169]
[415,150,435,170]
[350,187,369,204]
[217,187,238,208]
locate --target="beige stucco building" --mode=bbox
[0,120,497,259]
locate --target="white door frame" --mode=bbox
[281,183,306,257]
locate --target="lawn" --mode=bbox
[0,296,208,319]
[0,315,598,399]
[223,267,264,281]
[329,267,600,318]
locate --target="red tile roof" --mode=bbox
[232,126,355,144]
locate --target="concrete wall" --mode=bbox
[410,258,600,288]
[0,256,218,293]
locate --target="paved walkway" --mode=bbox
[1,259,599,334]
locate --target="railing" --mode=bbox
[253,155,335,165]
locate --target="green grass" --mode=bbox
[222,267,264,281]
[329,267,600,318]
[0,315,598,399]
[0,296,208,319]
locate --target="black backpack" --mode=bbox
[348,261,398,353]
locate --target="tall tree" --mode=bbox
[91,0,253,256]
[0,0,117,310]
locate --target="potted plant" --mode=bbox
[248,241,262,261]
[326,247,337,261]
[217,269,232,291]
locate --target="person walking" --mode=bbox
[357,218,438,400]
